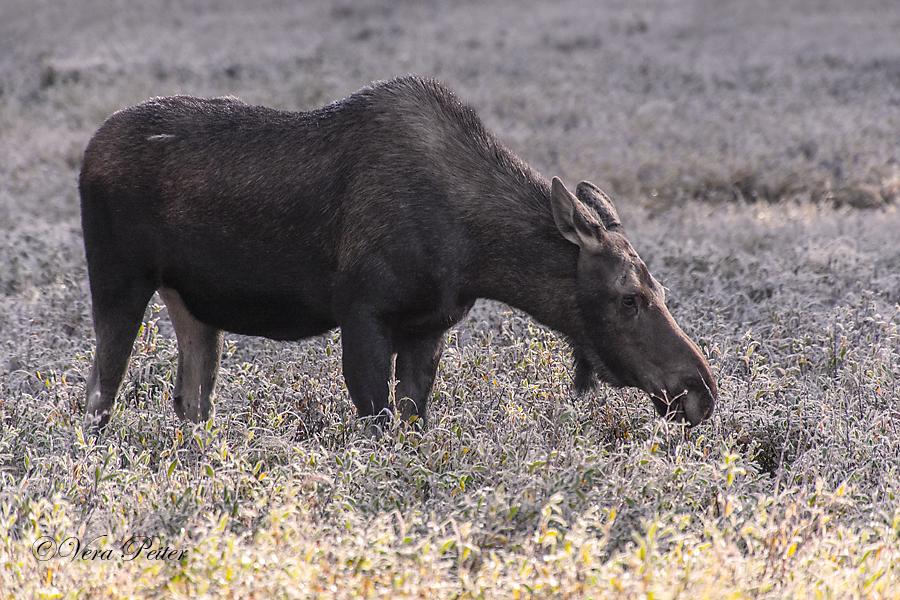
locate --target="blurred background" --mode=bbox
[3,0,899,230]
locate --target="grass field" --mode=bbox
[2,1,900,597]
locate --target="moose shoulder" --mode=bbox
[80,75,716,433]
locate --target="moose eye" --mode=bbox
[622,295,638,310]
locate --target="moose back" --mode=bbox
[80,76,716,432]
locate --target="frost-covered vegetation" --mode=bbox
[2,0,899,597]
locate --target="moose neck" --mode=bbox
[462,172,585,339]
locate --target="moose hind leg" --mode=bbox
[158,287,224,422]
[395,334,445,425]
[85,283,156,433]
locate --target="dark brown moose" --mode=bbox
[80,76,716,433]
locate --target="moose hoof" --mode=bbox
[83,410,111,437]
[396,398,426,429]
[172,395,188,421]
[172,395,214,423]
[361,408,395,439]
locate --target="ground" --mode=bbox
[1,1,900,598]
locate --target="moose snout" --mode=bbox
[674,389,716,427]
[650,368,717,427]
[685,380,717,425]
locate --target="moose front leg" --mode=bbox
[394,334,445,425]
[338,306,395,433]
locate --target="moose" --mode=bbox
[80,75,716,433]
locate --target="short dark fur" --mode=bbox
[80,76,716,432]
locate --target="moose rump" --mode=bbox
[80,76,716,432]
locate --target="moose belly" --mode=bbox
[161,263,337,341]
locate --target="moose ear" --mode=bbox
[575,181,623,233]
[551,177,604,249]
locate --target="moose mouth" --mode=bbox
[649,390,695,425]
[648,376,717,427]
[573,344,716,426]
